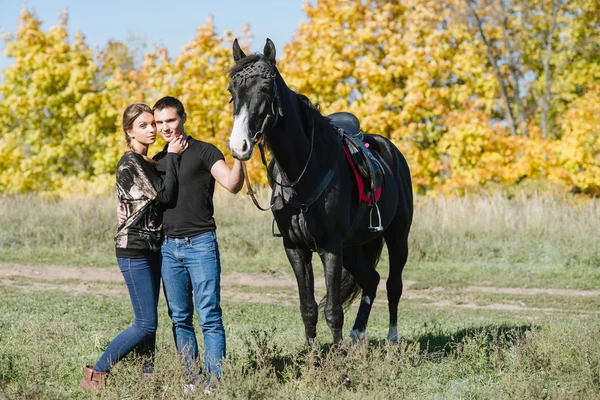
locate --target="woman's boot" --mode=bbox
[80,365,108,390]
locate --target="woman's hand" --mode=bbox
[167,135,189,154]
[117,202,126,225]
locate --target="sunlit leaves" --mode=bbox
[279,0,599,194]
[0,2,598,196]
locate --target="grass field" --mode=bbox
[0,191,599,399]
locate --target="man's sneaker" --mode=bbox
[183,383,195,396]
[204,383,218,396]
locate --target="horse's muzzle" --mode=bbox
[228,140,254,161]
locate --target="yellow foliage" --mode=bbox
[550,84,600,195]
[0,2,599,197]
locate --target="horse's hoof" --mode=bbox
[387,325,399,343]
[349,329,366,344]
[386,333,399,343]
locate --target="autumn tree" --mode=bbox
[280,0,599,194]
[140,19,262,179]
[1,2,598,196]
[0,8,120,195]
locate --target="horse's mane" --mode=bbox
[294,93,341,154]
[228,54,263,78]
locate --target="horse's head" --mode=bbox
[227,38,283,161]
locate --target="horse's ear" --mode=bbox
[264,38,276,65]
[232,39,246,63]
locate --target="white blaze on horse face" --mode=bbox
[229,106,252,160]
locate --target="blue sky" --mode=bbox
[0,0,312,72]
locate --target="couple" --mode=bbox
[80,96,244,391]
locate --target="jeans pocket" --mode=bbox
[190,232,216,252]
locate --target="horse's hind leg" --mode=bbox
[384,223,410,343]
[344,238,383,343]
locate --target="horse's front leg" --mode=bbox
[284,241,318,342]
[318,237,344,344]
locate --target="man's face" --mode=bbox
[154,107,186,143]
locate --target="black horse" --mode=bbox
[227,39,413,344]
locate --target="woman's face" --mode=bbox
[128,112,157,145]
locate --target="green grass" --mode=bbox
[0,283,598,399]
[1,191,598,286]
[0,192,599,398]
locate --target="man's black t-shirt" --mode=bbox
[154,136,224,238]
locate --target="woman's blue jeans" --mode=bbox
[161,231,225,380]
[93,254,161,373]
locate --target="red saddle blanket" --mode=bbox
[342,143,382,205]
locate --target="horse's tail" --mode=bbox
[319,268,361,312]
[319,238,385,311]
[340,268,362,310]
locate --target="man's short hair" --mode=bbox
[153,96,185,118]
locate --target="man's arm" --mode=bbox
[211,159,244,194]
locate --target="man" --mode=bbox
[121,96,243,386]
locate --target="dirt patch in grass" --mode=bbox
[465,285,600,297]
[0,263,598,314]
[0,263,120,282]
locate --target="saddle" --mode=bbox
[328,112,384,232]
[328,112,383,197]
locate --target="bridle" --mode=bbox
[229,61,283,145]
[231,60,317,211]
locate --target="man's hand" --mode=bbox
[117,203,126,225]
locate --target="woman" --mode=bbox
[80,103,187,390]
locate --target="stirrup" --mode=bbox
[272,218,283,237]
[368,202,383,232]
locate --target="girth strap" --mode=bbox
[285,168,335,212]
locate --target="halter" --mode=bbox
[231,62,283,144]
[232,60,322,212]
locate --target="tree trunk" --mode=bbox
[499,0,528,137]
[467,0,518,136]
[541,0,561,139]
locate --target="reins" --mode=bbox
[241,118,314,212]
[241,161,272,211]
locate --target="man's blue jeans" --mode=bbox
[94,255,160,373]
[161,231,225,380]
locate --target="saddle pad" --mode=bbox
[343,143,382,205]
